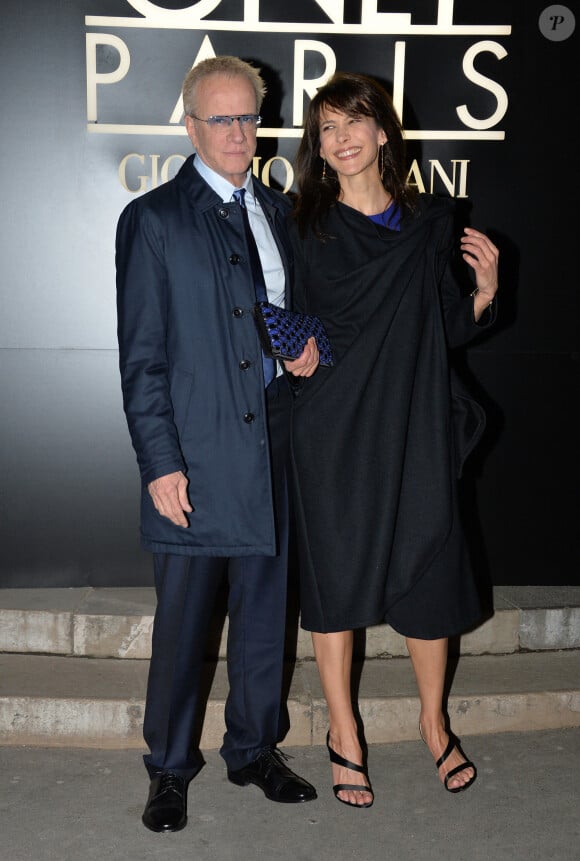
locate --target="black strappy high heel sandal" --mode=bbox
[326,732,374,808]
[420,725,477,793]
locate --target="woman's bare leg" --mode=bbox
[406,636,475,790]
[312,630,373,806]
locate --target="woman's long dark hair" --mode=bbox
[292,72,416,238]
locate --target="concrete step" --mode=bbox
[1,586,579,749]
[1,650,579,749]
[1,586,580,660]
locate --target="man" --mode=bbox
[116,56,318,833]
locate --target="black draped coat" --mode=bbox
[290,194,495,636]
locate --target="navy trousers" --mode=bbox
[143,377,291,779]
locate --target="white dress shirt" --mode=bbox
[193,155,286,308]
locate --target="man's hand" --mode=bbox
[283,336,320,377]
[148,470,193,527]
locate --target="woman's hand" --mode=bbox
[283,336,320,376]
[461,228,499,321]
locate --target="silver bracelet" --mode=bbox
[471,286,493,307]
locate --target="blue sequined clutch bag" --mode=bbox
[253,301,334,367]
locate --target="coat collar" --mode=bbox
[175,154,287,222]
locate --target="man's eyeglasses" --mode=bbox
[190,114,262,130]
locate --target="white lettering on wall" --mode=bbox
[293,41,337,127]
[86,33,130,122]
[456,41,508,129]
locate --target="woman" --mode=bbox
[289,72,499,807]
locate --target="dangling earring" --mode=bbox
[322,158,327,181]
[379,145,385,181]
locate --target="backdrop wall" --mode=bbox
[1,0,578,587]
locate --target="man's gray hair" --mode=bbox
[182,56,266,117]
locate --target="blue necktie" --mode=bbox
[233,188,276,387]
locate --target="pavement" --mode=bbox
[1,585,579,859]
[2,729,579,861]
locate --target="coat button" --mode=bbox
[229,253,241,265]
[243,412,255,423]
[233,307,244,317]
[239,359,251,370]
[218,208,229,219]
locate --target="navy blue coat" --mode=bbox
[116,155,294,556]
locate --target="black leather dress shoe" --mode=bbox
[228,748,317,803]
[142,771,188,832]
